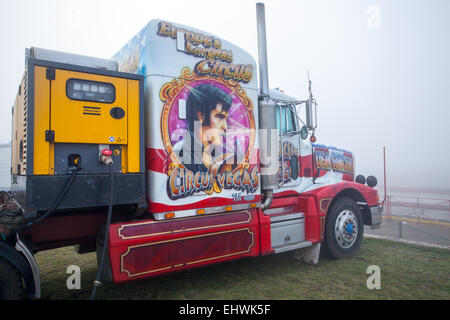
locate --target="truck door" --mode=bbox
[266,104,309,254]
[275,104,301,188]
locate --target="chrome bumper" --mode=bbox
[370,206,383,229]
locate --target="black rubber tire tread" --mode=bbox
[0,258,24,300]
[322,197,364,259]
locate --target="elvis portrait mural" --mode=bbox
[160,67,259,200]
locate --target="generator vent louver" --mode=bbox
[83,106,101,116]
[20,70,28,175]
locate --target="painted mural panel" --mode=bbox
[113,20,260,214]
[312,143,354,181]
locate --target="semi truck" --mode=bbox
[0,3,382,299]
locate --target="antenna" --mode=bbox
[307,69,314,102]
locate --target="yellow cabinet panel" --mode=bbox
[50,69,128,144]
[33,66,52,175]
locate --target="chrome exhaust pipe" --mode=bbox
[256,3,277,209]
[261,189,273,210]
[256,2,269,98]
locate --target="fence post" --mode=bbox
[417,207,419,224]
[386,196,389,221]
[386,196,391,222]
[419,208,423,224]
[385,196,388,221]
[388,196,392,222]
[398,221,403,239]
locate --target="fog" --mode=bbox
[1,0,448,190]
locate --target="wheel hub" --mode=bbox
[335,209,358,249]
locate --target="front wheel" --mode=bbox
[322,197,364,259]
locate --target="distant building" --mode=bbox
[0,143,11,191]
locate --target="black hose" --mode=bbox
[90,164,114,300]
[11,169,79,235]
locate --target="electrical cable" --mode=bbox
[90,163,114,300]
[11,168,79,235]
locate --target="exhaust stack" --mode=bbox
[256,3,270,98]
[256,3,278,206]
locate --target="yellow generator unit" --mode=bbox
[11,47,145,215]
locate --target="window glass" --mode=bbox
[275,105,286,133]
[276,105,279,131]
[276,105,296,133]
[286,106,296,132]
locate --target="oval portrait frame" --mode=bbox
[159,67,256,172]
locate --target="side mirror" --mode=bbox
[300,125,308,140]
[305,99,314,129]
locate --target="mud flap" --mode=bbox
[293,243,321,265]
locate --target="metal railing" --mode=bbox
[387,195,450,212]
[367,194,450,247]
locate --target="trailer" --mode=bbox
[0,3,382,299]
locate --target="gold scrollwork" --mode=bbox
[225,79,253,111]
[160,67,196,102]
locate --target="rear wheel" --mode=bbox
[0,258,24,300]
[322,197,364,259]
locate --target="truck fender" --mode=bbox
[0,240,38,299]
[303,182,379,226]
[328,188,374,226]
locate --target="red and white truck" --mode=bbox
[0,3,382,299]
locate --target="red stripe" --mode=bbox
[148,195,262,213]
[146,148,171,174]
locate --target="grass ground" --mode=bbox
[34,237,450,300]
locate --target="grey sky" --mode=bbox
[1,0,449,189]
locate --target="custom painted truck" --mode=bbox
[0,4,382,299]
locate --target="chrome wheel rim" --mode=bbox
[334,209,358,249]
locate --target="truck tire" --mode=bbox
[0,258,24,300]
[322,197,364,259]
